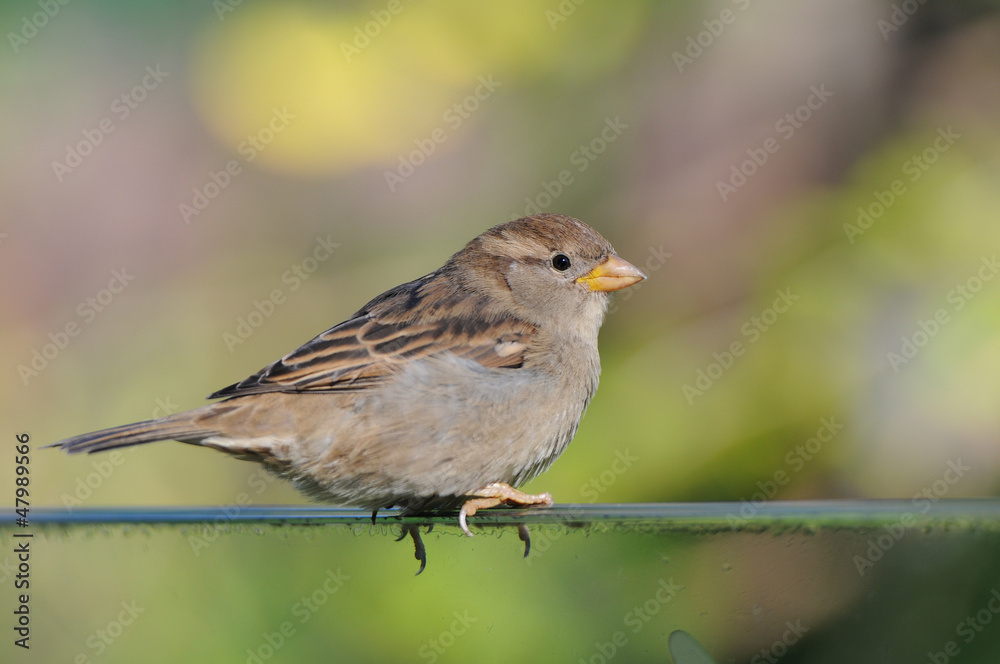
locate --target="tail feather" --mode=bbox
[47,416,217,454]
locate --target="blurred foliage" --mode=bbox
[3,0,1000,660]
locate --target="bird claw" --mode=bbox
[398,523,427,575]
[458,507,477,538]
[518,523,531,558]
[394,484,550,574]
[458,482,553,537]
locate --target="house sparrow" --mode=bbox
[49,213,646,573]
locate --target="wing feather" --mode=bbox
[209,272,536,399]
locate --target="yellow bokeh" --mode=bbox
[189,1,648,175]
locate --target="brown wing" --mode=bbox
[208,272,535,399]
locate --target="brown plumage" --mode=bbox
[49,213,646,572]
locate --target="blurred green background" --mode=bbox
[3,0,1000,661]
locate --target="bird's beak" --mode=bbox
[576,255,647,292]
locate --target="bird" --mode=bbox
[48,213,646,573]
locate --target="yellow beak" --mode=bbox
[576,255,647,292]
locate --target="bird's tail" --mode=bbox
[47,412,218,455]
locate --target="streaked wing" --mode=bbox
[209,274,535,399]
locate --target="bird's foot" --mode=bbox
[458,482,553,537]
[396,523,427,575]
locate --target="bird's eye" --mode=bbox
[551,254,572,272]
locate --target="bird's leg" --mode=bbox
[396,523,428,575]
[458,482,553,537]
